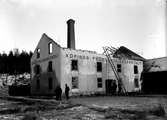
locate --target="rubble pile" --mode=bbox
[0,73,30,87]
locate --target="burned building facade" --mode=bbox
[30,19,143,96]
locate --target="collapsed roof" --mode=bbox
[113,46,145,61]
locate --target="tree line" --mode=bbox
[0,49,33,75]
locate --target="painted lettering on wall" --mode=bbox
[31,54,58,65]
[65,53,142,65]
[66,54,90,60]
[112,59,142,65]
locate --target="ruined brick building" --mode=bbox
[30,19,144,96]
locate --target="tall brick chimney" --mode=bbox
[165,0,167,56]
[67,19,75,49]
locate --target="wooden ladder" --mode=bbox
[103,46,127,95]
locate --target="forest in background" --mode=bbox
[0,49,33,75]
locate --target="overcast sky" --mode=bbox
[0,0,166,59]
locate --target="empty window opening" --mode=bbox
[36,78,40,90]
[134,65,138,74]
[48,61,53,72]
[134,78,139,88]
[97,78,102,88]
[48,77,53,90]
[97,62,102,72]
[34,65,40,75]
[36,65,40,74]
[117,64,121,72]
[37,48,40,58]
[71,60,78,71]
[72,77,79,89]
[48,43,53,54]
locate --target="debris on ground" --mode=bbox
[0,96,167,120]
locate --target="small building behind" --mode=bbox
[142,57,167,94]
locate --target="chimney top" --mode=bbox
[67,19,75,24]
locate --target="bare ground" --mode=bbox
[0,95,167,120]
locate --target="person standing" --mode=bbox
[113,81,117,95]
[65,84,70,100]
[54,87,58,100]
[58,86,62,101]
[118,82,122,94]
[54,86,62,101]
